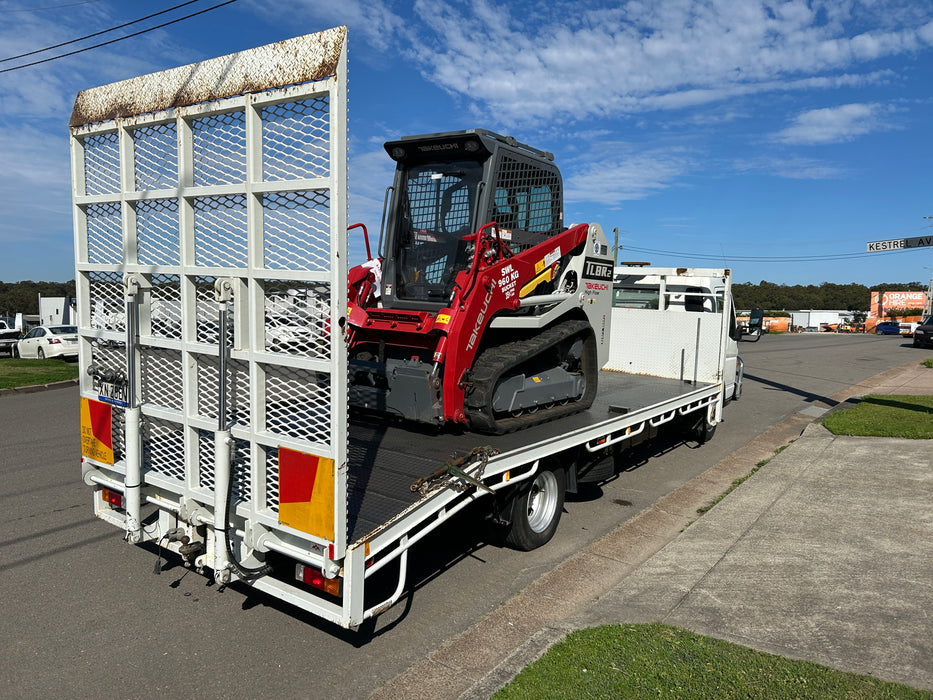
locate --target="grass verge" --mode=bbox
[923,357,933,369]
[494,623,929,699]
[821,394,933,439]
[0,357,79,389]
[694,445,787,517]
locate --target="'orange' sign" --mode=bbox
[80,397,113,465]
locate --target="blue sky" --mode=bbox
[1,0,931,286]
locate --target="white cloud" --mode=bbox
[0,5,210,124]
[771,103,894,144]
[563,144,694,205]
[733,155,847,179]
[347,142,398,263]
[0,126,71,239]
[409,0,933,125]
[246,0,408,53]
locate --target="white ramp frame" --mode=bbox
[71,29,349,578]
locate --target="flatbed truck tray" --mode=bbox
[347,372,718,544]
[69,28,740,628]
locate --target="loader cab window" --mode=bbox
[392,161,483,303]
[489,154,562,252]
[493,185,554,233]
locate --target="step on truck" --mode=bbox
[70,27,742,629]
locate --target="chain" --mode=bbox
[410,445,501,497]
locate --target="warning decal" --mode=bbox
[80,397,113,465]
[278,447,335,541]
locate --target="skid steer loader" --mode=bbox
[347,129,613,433]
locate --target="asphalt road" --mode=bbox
[1,332,928,699]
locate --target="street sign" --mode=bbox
[867,235,933,252]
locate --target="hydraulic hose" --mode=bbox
[222,460,271,581]
[216,294,270,581]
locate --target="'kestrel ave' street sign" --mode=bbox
[866,236,933,252]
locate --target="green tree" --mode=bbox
[729,281,925,312]
[0,280,76,317]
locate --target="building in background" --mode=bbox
[868,291,927,319]
[38,296,76,326]
[790,311,852,332]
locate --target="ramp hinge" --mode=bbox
[214,278,235,304]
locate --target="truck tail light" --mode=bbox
[101,488,123,508]
[295,563,340,596]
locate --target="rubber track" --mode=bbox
[465,318,597,434]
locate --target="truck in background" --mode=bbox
[70,28,742,629]
[0,317,22,356]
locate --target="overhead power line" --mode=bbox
[0,1,100,12]
[1,1,100,13]
[1,0,203,63]
[0,0,238,75]
[622,244,927,263]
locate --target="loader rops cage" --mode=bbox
[70,28,366,626]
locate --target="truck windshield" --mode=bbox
[392,161,483,302]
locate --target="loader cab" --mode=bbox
[379,129,563,311]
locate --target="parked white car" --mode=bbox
[16,325,79,359]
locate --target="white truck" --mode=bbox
[70,28,742,629]
[0,317,22,356]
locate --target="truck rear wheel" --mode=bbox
[692,416,717,444]
[504,466,565,550]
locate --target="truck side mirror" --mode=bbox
[739,309,764,341]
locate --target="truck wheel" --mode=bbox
[504,466,565,551]
[690,414,717,444]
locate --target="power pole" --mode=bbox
[924,217,932,316]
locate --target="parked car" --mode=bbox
[874,321,901,335]
[16,325,79,359]
[913,316,933,348]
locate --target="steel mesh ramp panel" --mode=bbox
[347,424,446,543]
[71,28,350,555]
